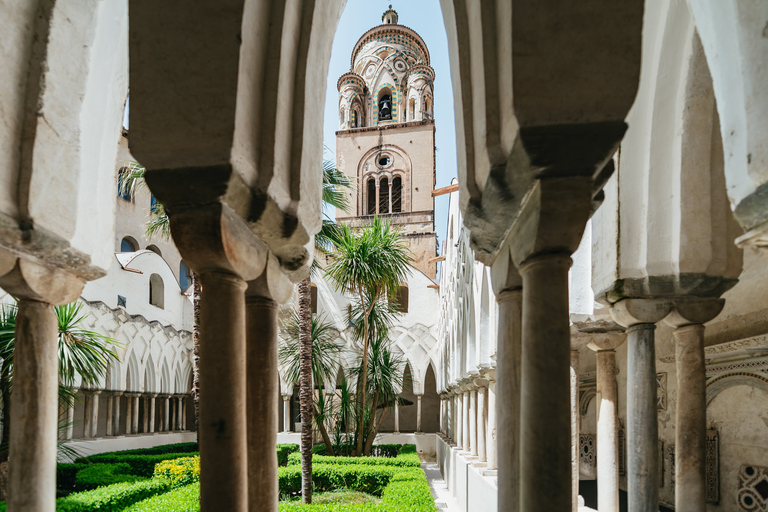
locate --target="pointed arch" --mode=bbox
[125,350,140,392]
[143,353,157,393]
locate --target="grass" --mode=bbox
[284,490,381,505]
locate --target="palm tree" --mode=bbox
[0,301,119,462]
[325,216,411,456]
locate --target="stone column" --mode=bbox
[519,255,572,512]
[149,394,157,433]
[113,392,123,436]
[125,393,133,434]
[487,373,497,470]
[66,400,75,440]
[282,396,291,432]
[176,395,183,430]
[106,393,114,437]
[462,388,470,451]
[388,181,393,214]
[496,288,522,507]
[394,400,400,434]
[143,396,150,433]
[164,395,170,432]
[612,299,672,512]
[570,349,580,512]
[455,390,463,447]
[182,396,187,430]
[475,380,488,463]
[375,180,380,215]
[416,394,423,433]
[132,394,140,434]
[91,390,101,438]
[83,392,93,439]
[665,299,724,512]
[587,332,627,512]
[468,386,477,455]
[245,289,280,512]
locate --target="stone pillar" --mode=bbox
[416,394,423,433]
[570,349,580,512]
[665,299,724,512]
[487,373,497,470]
[388,181,393,214]
[164,395,170,432]
[455,390,463,447]
[176,396,183,430]
[182,396,187,430]
[91,390,101,438]
[282,396,291,432]
[476,380,488,463]
[149,395,157,433]
[468,387,477,455]
[143,396,150,433]
[497,288,522,507]
[83,392,93,439]
[106,393,114,437]
[125,393,133,434]
[6,297,65,512]
[245,290,280,512]
[394,400,400,434]
[519,255,572,512]
[132,394,140,434]
[462,388,470,451]
[66,400,75,440]
[587,332,627,512]
[612,299,672,512]
[113,392,123,436]
[196,271,249,512]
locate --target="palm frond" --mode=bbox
[322,162,353,212]
[278,310,341,391]
[145,201,171,241]
[117,161,146,201]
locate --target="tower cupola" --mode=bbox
[382,5,398,25]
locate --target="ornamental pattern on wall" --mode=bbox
[738,464,768,511]
[618,421,626,476]
[579,434,596,469]
[657,372,667,410]
[706,429,720,504]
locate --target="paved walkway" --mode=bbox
[421,462,462,512]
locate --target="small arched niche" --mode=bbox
[146,244,162,256]
[378,90,392,122]
[120,236,138,252]
[149,273,165,309]
[391,283,408,313]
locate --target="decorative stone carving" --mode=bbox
[618,421,626,477]
[738,465,768,511]
[657,372,668,410]
[667,444,676,489]
[579,434,596,470]
[659,439,666,487]
[706,429,720,504]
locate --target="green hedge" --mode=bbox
[57,463,90,494]
[277,444,300,465]
[88,443,199,457]
[73,463,145,491]
[311,444,402,458]
[287,445,420,468]
[54,478,170,512]
[154,457,200,488]
[279,464,397,497]
[123,482,200,512]
[74,452,198,478]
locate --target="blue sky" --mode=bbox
[323,0,458,255]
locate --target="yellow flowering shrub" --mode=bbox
[153,456,200,488]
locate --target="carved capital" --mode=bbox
[245,252,293,305]
[0,254,84,305]
[610,298,674,327]
[587,332,627,352]
[664,298,725,328]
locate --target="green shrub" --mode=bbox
[73,463,145,491]
[287,445,419,468]
[123,482,200,512]
[90,443,199,457]
[54,478,170,512]
[311,444,402,458]
[279,464,396,497]
[154,456,200,488]
[75,452,197,477]
[57,463,90,494]
[277,444,300,465]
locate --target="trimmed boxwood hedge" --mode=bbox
[73,452,200,478]
[123,482,200,512]
[277,443,300,465]
[73,462,145,491]
[53,478,170,512]
[311,444,402,458]
[287,445,420,468]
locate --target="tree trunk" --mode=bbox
[298,277,313,503]
[0,373,10,462]
[191,273,201,434]
[313,405,335,457]
[364,406,388,456]
[355,295,371,456]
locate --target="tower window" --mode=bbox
[149,274,165,309]
[379,177,390,214]
[409,98,415,121]
[120,237,138,252]
[392,177,402,213]
[378,156,390,167]
[367,178,376,215]
[378,94,392,121]
[179,261,192,291]
[351,110,358,128]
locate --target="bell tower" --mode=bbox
[335,6,438,279]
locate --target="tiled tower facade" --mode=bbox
[335,6,438,279]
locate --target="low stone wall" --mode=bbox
[436,434,497,512]
[59,431,197,462]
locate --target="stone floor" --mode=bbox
[422,461,462,512]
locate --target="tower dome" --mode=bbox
[382,5,398,25]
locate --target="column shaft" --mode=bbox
[477,386,487,462]
[571,350,580,512]
[106,395,114,437]
[164,396,170,432]
[416,395,423,433]
[7,300,58,512]
[394,402,400,434]
[125,395,133,434]
[113,393,122,436]
[456,393,462,447]
[497,288,522,507]
[487,380,497,470]
[66,402,75,440]
[143,397,149,433]
[674,324,706,512]
[596,350,620,512]
[182,397,187,430]
[627,324,659,512]
[462,391,469,450]
[150,396,156,433]
[83,393,93,439]
[520,255,572,512]
[282,397,290,432]
[198,272,248,512]
[469,390,477,455]
[91,392,101,438]
[245,295,279,512]
[132,395,139,434]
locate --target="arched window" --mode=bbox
[149,274,165,309]
[310,283,318,314]
[146,245,162,256]
[423,97,432,119]
[367,178,376,215]
[409,98,415,121]
[179,261,192,291]
[351,110,358,128]
[379,177,390,214]
[120,237,138,252]
[392,177,402,213]
[378,92,392,121]
[391,283,408,313]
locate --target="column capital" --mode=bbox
[663,298,725,328]
[282,394,291,402]
[587,332,627,352]
[0,255,85,305]
[149,393,159,398]
[481,368,497,382]
[610,298,674,327]
[473,377,489,388]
